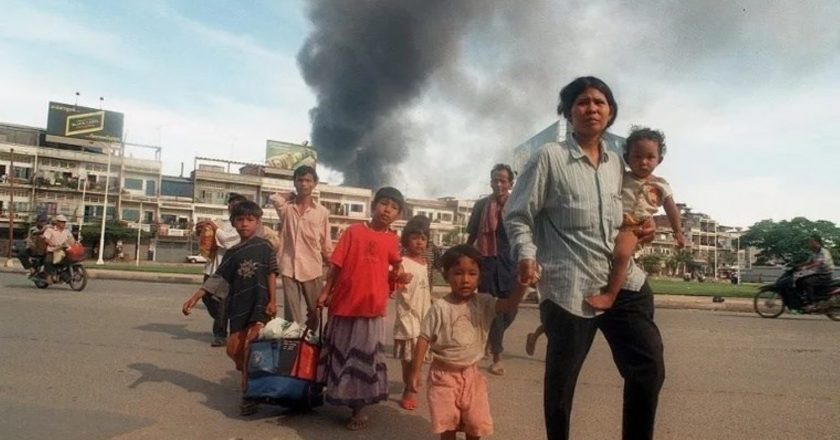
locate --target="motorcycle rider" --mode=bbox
[796,234,834,308]
[18,214,49,276]
[42,214,77,283]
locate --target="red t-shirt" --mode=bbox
[329,223,401,318]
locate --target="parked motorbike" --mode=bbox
[753,267,840,320]
[28,244,88,292]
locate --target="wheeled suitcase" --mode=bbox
[244,338,324,410]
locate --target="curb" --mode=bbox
[1,264,756,314]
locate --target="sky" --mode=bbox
[1,0,839,229]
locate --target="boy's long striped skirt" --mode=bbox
[318,316,389,408]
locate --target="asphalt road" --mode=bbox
[1,273,838,440]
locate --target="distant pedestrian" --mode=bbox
[182,200,278,416]
[408,245,529,440]
[316,187,409,431]
[269,165,332,328]
[466,163,515,376]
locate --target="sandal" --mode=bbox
[347,414,369,431]
[525,332,538,357]
[239,399,258,416]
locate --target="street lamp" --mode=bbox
[96,144,114,265]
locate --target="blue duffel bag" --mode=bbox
[244,340,324,410]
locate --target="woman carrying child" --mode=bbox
[393,215,433,410]
[408,245,530,440]
[316,187,409,431]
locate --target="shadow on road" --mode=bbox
[134,322,213,344]
[256,382,432,440]
[127,362,240,417]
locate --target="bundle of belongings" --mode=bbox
[244,317,325,410]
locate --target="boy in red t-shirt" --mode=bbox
[317,186,409,431]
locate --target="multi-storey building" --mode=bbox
[2,117,476,260]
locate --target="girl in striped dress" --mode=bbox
[316,187,408,431]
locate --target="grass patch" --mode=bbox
[88,262,204,275]
[648,278,759,298]
[435,273,759,298]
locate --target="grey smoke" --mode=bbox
[297,0,487,188]
[297,0,840,194]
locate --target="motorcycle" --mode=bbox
[28,243,88,292]
[753,266,840,320]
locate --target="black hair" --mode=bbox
[229,200,263,222]
[623,126,668,164]
[441,244,482,274]
[557,76,618,129]
[401,215,431,248]
[810,234,823,245]
[227,192,248,205]
[293,165,319,182]
[372,186,405,213]
[491,163,515,183]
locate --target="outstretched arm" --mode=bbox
[663,196,685,248]
[407,337,430,393]
[496,276,534,314]
[182,288,206,316]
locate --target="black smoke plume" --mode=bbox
[297,0,484,188]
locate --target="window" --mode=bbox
[124,178,143,190]
[350,204,363,213]
[145,179,157,196]
[13,167,31,179]
[122,209,140,222]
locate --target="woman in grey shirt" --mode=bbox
[504,76,665,440]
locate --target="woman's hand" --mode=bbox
[266,301,277,318]
[518,259,539,286]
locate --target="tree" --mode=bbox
[80,222,152,249]
[640,254,663,274]
[670,249,696,275]
[740,217,840,265]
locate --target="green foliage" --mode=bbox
[741,217,840,265]
[80,222,151,248]
[640,254,663,274]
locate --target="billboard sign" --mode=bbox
[265,140,317,170]
[46,101,124,143]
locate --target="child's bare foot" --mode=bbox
[489,361,505,376]
[400,390,418,410]
[347,413,369,430]
[525,332,539,356]
[586,293,616,311]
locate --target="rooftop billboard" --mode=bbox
[46,101,124,143]
[265,140,317,170]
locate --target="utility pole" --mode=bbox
[7,148,14,258]
[96,145,113,265]
[135,201,142,266]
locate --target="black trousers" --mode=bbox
[202,274,227,338]
[541,282,665,440]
